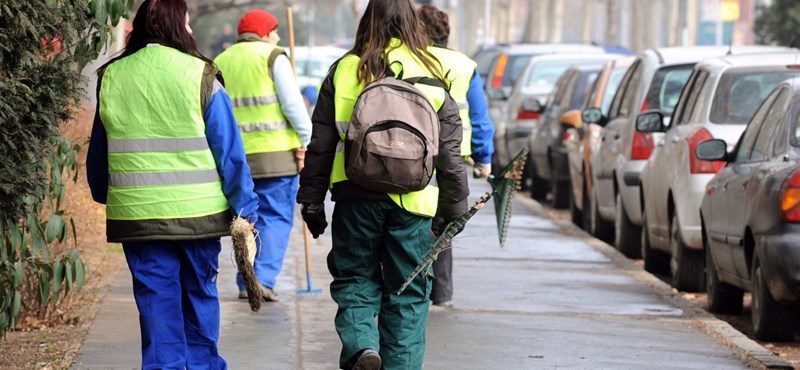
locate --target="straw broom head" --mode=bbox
[231,216,262,312]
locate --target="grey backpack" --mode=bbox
[345,70,444,194]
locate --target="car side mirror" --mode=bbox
[636,111,666,133]
[521,97,543,113]
[695,139,728,161]
[581,107,604,126]
[560,109,582,129]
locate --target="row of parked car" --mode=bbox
[476,42,800,341]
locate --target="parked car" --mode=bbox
[565,57,635,233]
[696,79,800,341]
[286,46,347,110]
[472,43,506,88]
[483,44,610,173]
[637,51,798,291]
[527,61,616,207]
[589,46,778,260]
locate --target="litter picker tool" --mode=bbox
[396,148,528,294]
[297,223,323,295]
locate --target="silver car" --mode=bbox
[590,46,783,260]
[485,44,609,174]
[637,50,797,292]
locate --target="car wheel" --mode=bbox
[641,208,669,274]
[751,256,793,341]
[589,185,614,242]
[569,184,582,228]
[670,213,705,292]
[614,193,642,259]
[581,184,592,233]
[529,158,548,201]
[704,233,743,313]
[551,177,569,209]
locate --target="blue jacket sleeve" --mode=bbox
[86,107,109,204]
[205,81,260,224]
[466,72,495,165]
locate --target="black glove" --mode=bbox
[301,203,327,239]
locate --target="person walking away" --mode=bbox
[214,9,312,302]
[297,0,469,369]
[417,4,495,309]
[86,0,259,368]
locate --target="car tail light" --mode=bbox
[517,109,540,120]
[563,130,572,142]
[641,100,649,113]
[631,131,654,160]
[781,169,800,222]
[686,127,724,174]
[491,54,508,89]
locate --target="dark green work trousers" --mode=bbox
[328,200,434,370]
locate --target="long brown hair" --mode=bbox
[101,0,212,71]
[348,0,443,85]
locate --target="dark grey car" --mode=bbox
[698,79,800,341]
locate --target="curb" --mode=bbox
[515,194,794,370]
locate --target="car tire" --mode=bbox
[581,184,592,233]
[614,193,642,259]
[670,213,705,292]
[705,233,743,313]
[529,157,548,201]
[641,208,669,274]
[589,184,614,242]
[551,178,569,209]
[569,184,582,228]
[751,256,793,341]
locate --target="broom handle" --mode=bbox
[302,223,313,290]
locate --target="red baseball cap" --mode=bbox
[237,9,278,37]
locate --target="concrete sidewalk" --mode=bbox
[70,178,791,369]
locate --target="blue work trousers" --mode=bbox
[237,175,298,290]
[123,239,226,370]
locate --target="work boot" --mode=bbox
[238,285,280,302]
[260,285,280,302]
[350,349,381,370]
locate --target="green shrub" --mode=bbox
[0,0,132,336]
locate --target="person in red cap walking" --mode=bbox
[215,9,312,302]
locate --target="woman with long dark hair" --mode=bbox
[86,0,258,367]
[297,0,469,369]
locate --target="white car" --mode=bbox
[637,50,798,292]
[590,46,785,260]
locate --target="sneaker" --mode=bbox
[352,349,381,370]
[260,285,280,302]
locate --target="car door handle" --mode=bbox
[614,134,620,140]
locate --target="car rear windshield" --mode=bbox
[474,49,500,77]
[643,65,692,115]
[525,60,605,90]
[491,54,540,89]
[709,70,797,124]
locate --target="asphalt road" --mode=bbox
[70,177,792,369]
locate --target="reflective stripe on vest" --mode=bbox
[430,46,477,156]
[99,45,229,221]
[214,41,301,155]
[330,41,447,217]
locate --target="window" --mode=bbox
[709,70,796,125]
[751,89,790,161]
[601,67,627,115]
[644,64,693,116]
[608,60,641,119]
[672,70,707,126]
[735,90,779,162]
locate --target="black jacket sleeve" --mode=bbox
[435,92,469,220]
[297,62,339,204]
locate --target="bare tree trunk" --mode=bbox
[582,0,594,43]
[668,0,681,46]
[550,0,564,43]
[607,0,619,46]
[522,0,536,42]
